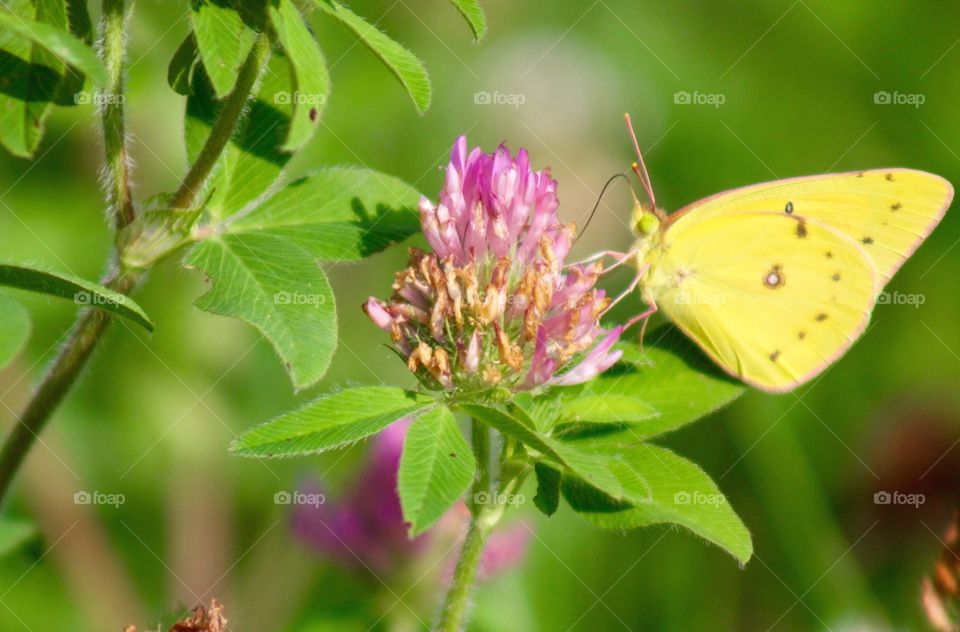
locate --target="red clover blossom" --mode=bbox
[364,136,622,391]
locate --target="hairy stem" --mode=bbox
[0,6,274,506]
[436,420,494,632]
[100,0,134,229]
[168,32,271,210]
[0,269,140,504]
[469,418,489,515]
[437,515,490,632]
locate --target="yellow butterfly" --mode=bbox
[620,114,953,392]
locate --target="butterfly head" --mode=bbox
[630,189,662,237]
[623,113,665,245]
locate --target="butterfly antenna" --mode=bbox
[624,112,656,209]
[574,172,629,246]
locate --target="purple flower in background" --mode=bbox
[292,418,423,574]
[292,418,528,579]
[364,136,621,391]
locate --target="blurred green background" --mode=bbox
[2,0,960,629]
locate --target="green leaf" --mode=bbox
[55,0,94,105]
[460,403,628,501]
[230,166,422,260]
[314,0,431,113]
[184,55,292,218]
[533,462,560,517]
[449,0,487,40]
[0,295,31,369]
[0,517,37,557]
[0,263,152,331]
[268,0,330,151]
[0,8,106,84]
[561,440,753,564]
[167,33,198,96]
[231,387,435,457]
[185,232,337,389]
[0,0,64,157]
[553,394,658,436]
[510,393,561,432]
[190,0,257,98]
[185,166,419,387]
[398,406,475,535]
[64,0,92,43]
[556,326,744,440]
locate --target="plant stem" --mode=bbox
[100,0,134,229]
[436,420,494,632]
[0,269,139,504]
[168,32,271,210]
[0,4,273,507]
[469,418,489,515]
[437,515,491,632]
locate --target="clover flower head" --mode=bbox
[364,136,622,391]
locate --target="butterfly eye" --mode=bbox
[636,212,660,236]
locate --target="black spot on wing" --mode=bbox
[763,265,785,289]
[798,331,807,340]
[815,312,829,322]
[885,173,895,182]
[785,201,794,214]
[795,221,808,239]
[862,236,874,245]
[891,202,902,211]
[770,350,781,362]
[825,251,834,259]
[832,272,841,282]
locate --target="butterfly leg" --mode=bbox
[600,249,638,275]
[568,249,628,267]
[602,262,648,316]
[623,294,658,350]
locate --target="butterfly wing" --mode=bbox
[667,169,952,287]
[643,212,877,392]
